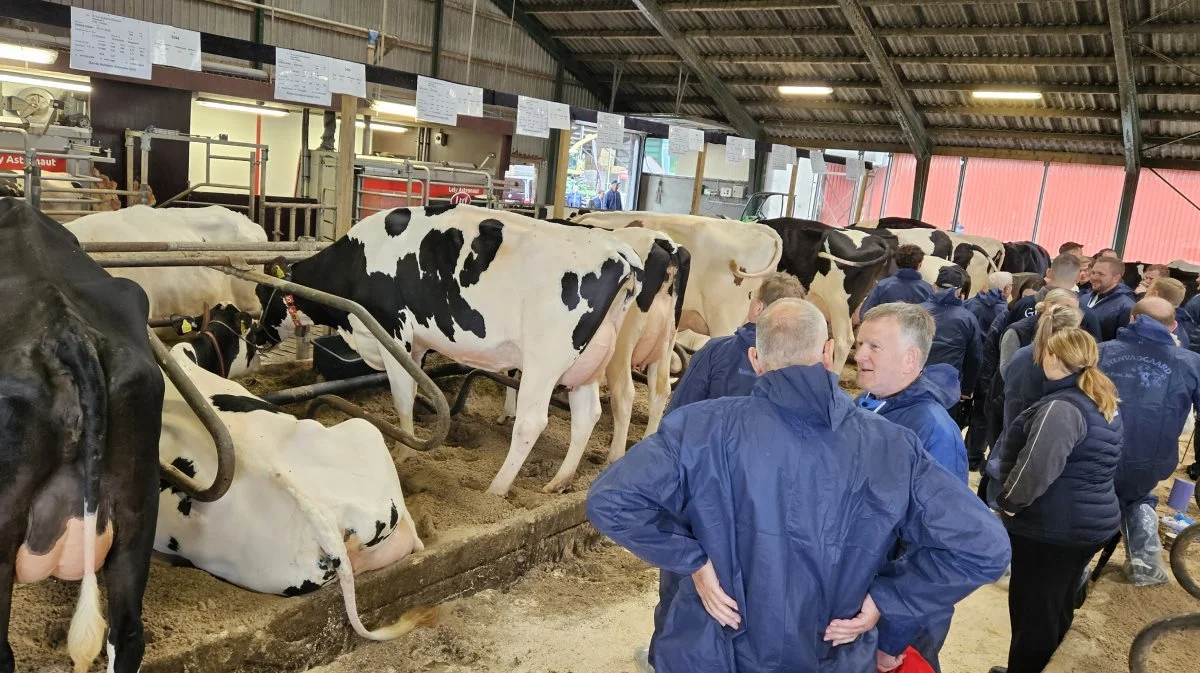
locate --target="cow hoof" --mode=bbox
[494,414,513,425]
[542,477,575,494]
[485,483,510,497]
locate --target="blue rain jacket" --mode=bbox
[587,364,1009,673]
[667,323,757,415]
[966,289,1008,334]
[855,363,969,483]
[1175,307,1197,352]
[1098,316,1200,506]
[1005,292,1103,341]
[921,289,983,393]
[1080,283,1137,341]
[858,268,933,317]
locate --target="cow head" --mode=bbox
[253,258,315,349]
[172,303,260,378]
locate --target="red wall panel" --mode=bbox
[881,154,916,218]
[956,158,1042,242]
[1035,164,1125,257]
[921,156,964,227]
[819,164,857,226]
[1126,168,1200,263]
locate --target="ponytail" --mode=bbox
[1033,304,1083,365]
[1078,366,1120,423]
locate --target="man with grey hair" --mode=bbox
[854,301,971,673]
[589,299,1008,673]
[667,271,808,413]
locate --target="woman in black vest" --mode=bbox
[990,326,1122,673]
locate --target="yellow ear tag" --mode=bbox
[180,320,193,334]
[274,266,286,278]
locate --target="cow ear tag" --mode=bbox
[180,320,193,334]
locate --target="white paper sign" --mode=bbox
[769,144,797,172]
[516,96,550,138]
[328,58,366,98]
[453,84,484,118]
[152,24,201,71]
[596,111,625,150]
[668,126,704,156]
[416,75,458,125]
[725,136,755,163]
[70,7,153,80]
[846,157,864,180]
[547,102,572,130]
[809,149,827,174]
[274,48,331,106]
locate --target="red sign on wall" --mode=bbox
[359,176,487,218]
[0,152,68,172]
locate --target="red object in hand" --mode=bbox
[880,647,934,673]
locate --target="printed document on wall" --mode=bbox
[275,48,331,106]
[597,111,625,150]
[416,76,458,125]
[547,102,572,130]
[71,7,153,80]
[516,96,550,138]
[328,58,366,98]
[152,24,201,71]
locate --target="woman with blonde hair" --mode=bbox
[990,328,1122,673]
[998,288,1079,375]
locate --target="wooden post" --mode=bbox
[334,94,357,239]
[785,163,800,217]
[690,146,708,215]
[551,128,571,219]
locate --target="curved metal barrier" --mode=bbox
[1128,492,1200,673]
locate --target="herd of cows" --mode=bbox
[2,196,1198,673]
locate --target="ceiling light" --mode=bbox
[372,100,419,118]
[196,99,289,117]
[972,90,1043,101]
[779,85,834,96]
[357,120,408,133]
[0,71,89,92]
[0,42,58,65]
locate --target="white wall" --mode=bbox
[188,102,364,197]
[672,143,751,181]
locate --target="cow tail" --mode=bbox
[274,471,437,640]
[50,330,109,673]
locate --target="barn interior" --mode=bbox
[1,1,1199,672]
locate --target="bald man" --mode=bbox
[1097,296,1200,586]
[588,299,1008,673]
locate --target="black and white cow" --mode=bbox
[168,303,260,378]
[254,203,642,495]
[1001,241,1052,276]
[759,218,893,374]
[1,198,163,673]
[537,220,690,460]
[156,306,427,640]
[1123,259,1200,304]
[852,225,995,299]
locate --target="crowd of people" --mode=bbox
[585,242,1200,673]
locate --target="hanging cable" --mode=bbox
[500,1,517,92]
[465,0,479,83]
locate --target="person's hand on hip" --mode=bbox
[692,560,740,629]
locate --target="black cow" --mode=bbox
[0,198,163,673]
[1001,241,1052,276]
[759,217,893,372]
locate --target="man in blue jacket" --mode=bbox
[1098,298,1200,585]
[588,299,1009,673]
[667,271,807,414]
[920,265,982,396]
[855,244,932,324]
[602,179,623,210]
[1081,257,1136,341]
[1146,277,1195,350]
[967,271,1012,331]
[854,301,971,672]
[1004,253,1103,340]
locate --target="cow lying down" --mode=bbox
[156,305,428,640]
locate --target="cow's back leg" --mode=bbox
[643,334,674,438]
[486,371,555,496]
[101,364,163,673]
[604,319,639,463]
[381,341,419,437]
[0,505,24,673]
[544,382,603,493]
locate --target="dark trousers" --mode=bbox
[1006,533,1103,673]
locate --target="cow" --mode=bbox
[1001,241,1052,276]
[565,211,783,345]
[533,221,689,460]
[1123,260,1200,304]
[758,217,893,374]
[1,198,164,673]
[253,203,642,496]
[65,205,268,337]
[851,226,995,299]
[155,305,430,640]
[856,216,935,229]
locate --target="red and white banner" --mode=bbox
[0,153,68,172]
[359,176,487,218]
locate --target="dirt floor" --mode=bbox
[8,357,1198,673]
[8,358,641,672]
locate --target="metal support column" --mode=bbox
[950,156,967,231]
[431,0,445,77]
[911,154,931,221]
[1031,160,1050,243]
[1109,0,1142,256]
